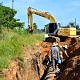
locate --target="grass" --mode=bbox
[0,78,5,80]
[0,29,44,70]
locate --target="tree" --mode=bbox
[33,23,38,30]
[76,25,79,29]
[0,4,24,29]
[69,22,75,27]
[67,22,79,29]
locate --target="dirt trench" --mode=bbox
[57,37,80,80]
[4,37,80,80]
[3,41,52,80]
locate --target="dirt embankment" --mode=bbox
[22,42,52,80]
[57,38,80,80]
[4,37,80,80]
[4,41,52,80]
[3,58,23,80]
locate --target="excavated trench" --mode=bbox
[40,37,80,80]
[4,37,80,80]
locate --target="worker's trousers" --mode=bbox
[52,58,58,71]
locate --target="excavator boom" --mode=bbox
[27,7,56,32]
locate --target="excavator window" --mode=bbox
[45,23,58,34]
[49,23,57,33]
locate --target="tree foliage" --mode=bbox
[0,4,24,29]
[67,22,79,29]
[33,23,38,30]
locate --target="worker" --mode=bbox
[62,45,69,57]
[55,44,69,63]
[50,38,60,71]
[59,50,63,63]
[50,38,69,72]
[42,55,50,67]
[59,44,69,62]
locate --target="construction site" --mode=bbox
[22,7,80,80]
[0,0,80,80]
[4,6,80,80]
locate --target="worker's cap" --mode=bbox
[52,43,58,46]
[63,45,68,49]
[60,45,62,48]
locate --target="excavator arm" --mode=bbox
[27,7,57,32]
[27,7,77,42]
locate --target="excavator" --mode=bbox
[27,7,77,41]
[27,7,57,32]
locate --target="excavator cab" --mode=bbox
[45,23,59,38]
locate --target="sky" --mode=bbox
[0,0,80,29]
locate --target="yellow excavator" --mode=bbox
[27,7,57,32]
[27,7,77,41]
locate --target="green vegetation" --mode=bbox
[0,4,24,30]
[0,3,44,71]
[33,23,38,30]
[67,22,79,29]
[0,78,5,80]
[0,29,44,70]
